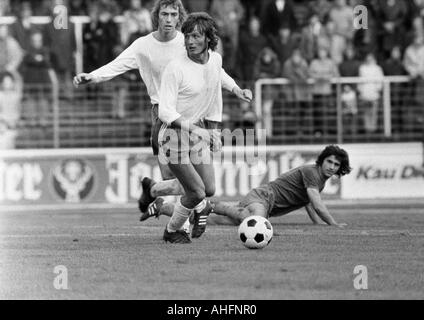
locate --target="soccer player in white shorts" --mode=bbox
[158,12,239,243]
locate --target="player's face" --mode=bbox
[184,26,208,57]
[321,155,341,178]
[158,5,179,34]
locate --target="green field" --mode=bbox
[1,206,424,300]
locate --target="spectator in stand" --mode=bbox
[69,0,88,15]
[309,46,339,138]
[357,52,385,134]
[43,0,76,99]
[83,3,121,71]
[270,26,298,70]
[0,0,10,16]
[282,48,312,136]
[183,0,211,12]
[121,0,152,46]
[0,71,22,149]
[376,0,409,59]
[210,0,244,74]
[253,47,281,138]
[382,46,408,135]
[403,34,424,131]
[0,24,24,74]
[328,0,354,65]
[21,30,54,127]
[352,3,379,60]
[9,1,34,52]
[237,16,268,81]
[260,0,296,40]
[339,44,361,77]
[310,0,331,23]
[316,20,338,64]
[299,13,325,63]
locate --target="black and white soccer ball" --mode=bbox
[238,216,273,249]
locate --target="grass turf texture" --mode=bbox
[1,207,423,300]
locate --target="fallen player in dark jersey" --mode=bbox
[143,145,352,228]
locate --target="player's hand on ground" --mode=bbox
[73,73,94,87]
[233,87,253,103]
[335,223,348,229]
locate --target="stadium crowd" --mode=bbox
[1,0,424,148]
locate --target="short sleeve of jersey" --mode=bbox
[301,166,322,190]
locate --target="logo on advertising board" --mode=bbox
[51,160,96,203]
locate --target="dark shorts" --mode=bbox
[150,104,161,156]
[239,185,276,217]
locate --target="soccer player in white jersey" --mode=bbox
[158,12,235,243]
[73,0,252,222]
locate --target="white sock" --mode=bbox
[167,200,192,233]
[182,219,191,233]
[194,199,207,213]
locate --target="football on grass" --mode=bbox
[238,216,273,249]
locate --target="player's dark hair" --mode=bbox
[181,12,219,51]
[316,145,352,177]
[151,0,187,31]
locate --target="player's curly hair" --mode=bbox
[316,145,352,177]
[181,12,219,51]
[151,0,187,31]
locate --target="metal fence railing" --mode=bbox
[1,76,423,150]
[255,76,424,145]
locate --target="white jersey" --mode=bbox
[159,51,225,125]
[89,31,237,105]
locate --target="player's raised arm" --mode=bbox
[307,188,347,228]
[73,41,139,87]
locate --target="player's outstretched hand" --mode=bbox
[73,73,94,88]
[233,87,253,103]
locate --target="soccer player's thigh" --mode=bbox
[245,202,268,218]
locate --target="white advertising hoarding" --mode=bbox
[342,143,424,199]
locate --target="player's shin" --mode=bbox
[211,202,247,224]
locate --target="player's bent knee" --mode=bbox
[187,188,206,203]
[204,184,216,198]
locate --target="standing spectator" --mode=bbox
[0,0,10,16]
[0,72,22,149]
[260,0,296,39]
[253,47,281,138]
[237,16,268,81]
[282,48,312,136]
[299,13,324,63]
[328,0,354,65]
[83,3,121,71]
[358,53,385,134]
[339,45,361,77]
[43,0,76,99]
[21,31,54,127]
[69,0,88,15]
[403,34,424,132]
[382,46,407,135]
[376,0,408,59]
[309,47,339,137]
[0,24,24,74]
[210,0,244,74]
[270,26,298,70]
[310,0,331,23]
[121,0,152,46]
[9,1,34,52]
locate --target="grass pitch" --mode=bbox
[1,206,424,300]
